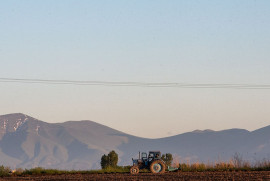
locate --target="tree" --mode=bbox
[161,153,173,166]
[108,150,118,167]
[100,150,119,169]
[100,154,109,169]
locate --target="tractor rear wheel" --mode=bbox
[150,160,165,174]
[130,166,139,174]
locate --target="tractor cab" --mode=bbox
[141,152,148,162]
[148,151,161,161]
[139,151,161,165]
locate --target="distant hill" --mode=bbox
[0,113,269,170]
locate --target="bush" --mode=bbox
[255,160,270,171]
[179,163,190,171]
[14,168,24,175]
[23,167,64,175]
[161,153,173,166]
[191,163,206,172]
[23,167,43,175]
[214,161,234,171]
[101,150,119,169]
[0,165,11,177]
[102,166,130,173]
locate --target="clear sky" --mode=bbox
[1,0,270,138]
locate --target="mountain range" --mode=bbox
[0,113,269,170]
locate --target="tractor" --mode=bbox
[130,151,166,174]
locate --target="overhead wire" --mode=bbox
[0,77,270,89]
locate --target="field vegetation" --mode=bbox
[0,151,269,178]
[0,161,269,178]
[178,160,270,172]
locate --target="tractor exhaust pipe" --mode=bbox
[139,151,140,159]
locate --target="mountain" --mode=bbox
[0,113,269,170]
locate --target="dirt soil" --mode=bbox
[1,171,270,181]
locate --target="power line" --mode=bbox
[0,77,270,89]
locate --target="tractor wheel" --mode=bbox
[150,160,166,174]
[130,166,139,174]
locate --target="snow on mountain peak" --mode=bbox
[0,113,30,132]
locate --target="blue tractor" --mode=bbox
[130,151,166,174]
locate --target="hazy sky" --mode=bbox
[1,0,270,138]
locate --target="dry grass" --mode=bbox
[178,159,270,172]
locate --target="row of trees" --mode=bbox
[100,150,119,169]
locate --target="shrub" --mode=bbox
[255,160,270,171]
[190,163,206,171]
[101,150,119,169]
[161,153,173,166]
[215,161,234,171]
[14,168,24,175]
[179,163,190,171]
[0,165,11,177]
[103,166,130,173]
[23,167,43,175]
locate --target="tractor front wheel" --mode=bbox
[130,166,139,174]
[150,160,166,174]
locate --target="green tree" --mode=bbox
[161,153,173,166]
[100,150,119,169]
[0,165,11,177]
[108,150,118,167]
[100,154,109,169]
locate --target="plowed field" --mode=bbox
[1,171,270,181]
